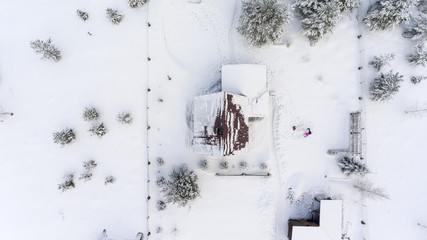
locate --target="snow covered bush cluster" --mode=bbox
[286,187,303,205]
[76,10,89,21]
[259,162,268,170]
[117,111,133,124]
[294,0,359,45]
[199,159,208,170]
[370,71,403,101]
[53,128,76,146]
[89,122,108,137]
[104,175,116,185]
[403,13,427,42]
[237,0,291,47]
[337,156,369,176]
[219,161,229,170]
[411,75,427,84]
[368,53,395,71]
[157,200,166,211]
[106,8,123,25]
[363,0,414,31]
[30,38,62,62]
[129,0,149,8]
[83,107,99,121]
[156,176,166,187]
[79,160,97,181]
[160,165,200,207]
[408,44,427,66]
[157,157,165,166]
[239,161,248,170]
[58,174,75,192]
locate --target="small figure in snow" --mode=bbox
[292,126,296,131]
[304,128,312,137]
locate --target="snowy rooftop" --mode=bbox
[221,64,267,99]
[291,200,343,240]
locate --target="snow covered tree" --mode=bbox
[58,174,75,192]
[156,200,166,211]
[239,161,248,170]
[104,175,116,185]
[294,0,359,45]
[286,187,303,205]
[76,10,89,21]
[83,107,99,121]
[370,71,403,101]
[161,165,200,207]
[259,162,268,170]
[129,0,149,8]
[411,75,427,84]
[156,176,166,187]
[106,8,123,25]
[353,179,390,200]
[79,160,97,181]
[219,161,229,170]
[403,13,427,42]
[89,122,108,137]
[418,0,427,13]
[237,0,291,47]
[53,128,76,146]
[117,111,132,124]
[30,38,62,62]
[199,159,208,170]
[337,156,369,176]
[408,44,427,66]
[368,53,395,71]
[363,0,414,31]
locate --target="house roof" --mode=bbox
[193,92,249,156]
[221,64,267,99]
[291,200,343,240]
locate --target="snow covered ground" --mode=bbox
[0,0,426,240]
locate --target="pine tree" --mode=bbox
[30,38,62,62]
[403,13,427,42]
[408,44,427,66]
[364,0,413,31]
[53,128,76,146]
[337,156,369,176]
[369,53,395,71]
[370,71,403,101]
[129,0,149,8]
[89,122,108,137]
[295,0,359,45]
[77,10,89,21]
[161,165,200,207]
[237,0,291,47]
[106,8,123,25]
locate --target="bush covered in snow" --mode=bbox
[58,174,75,192]
[129,0,149,8]
[104,175,116,185]
[237,0,291,47]
[157,157,165,166]
[295,0,359,45]
[363,0,413,31]
[239,161,248,170]
[408,44,427,66]
[106,8,123,25]
[79,160,97,181]
[89,122,108,137]
[53,128,76,146]
[30,38,62,62]
[286,187,303,205]
[259,162,268,170]
[156,176,166,187]
[83,107,99,121]
[157,200,166,211]
[199,159,208,170]
[76,10,89,21]
[411,75,427,84]
[368,53,395,71]
[370,71,403,101]
[337,156,369,176]
[161,165,200,207]
[117,111,133,124]
[418,0,427,13]
[219,161,229,170]
[403,13,427,42]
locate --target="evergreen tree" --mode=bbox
[106,8,123,25]
[408,44,427,66]
[129,0,149,8]
[337,156,369,176]
[295,0,359,45]
[53,128,76,146]
[370,71,403,101]
[30,38,62,62]
[83,107,99,121]
[89,122,108,137]
[364,0,413,31]
[77,10,89,21]
[403,13,427,42]
[161,165,200,207]
[237,0,291,47]
[369,53,395,71]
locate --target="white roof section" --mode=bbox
[292,200,343,240]
[221,64,267,99]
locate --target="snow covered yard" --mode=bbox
[0,0,148,239]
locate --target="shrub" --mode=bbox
[402,13,427,42]
[239,161,248,170]
[83,107,99,121]
[237,0,291,47]
[368,53,395,71]
[411,75,427,84]
[157,157,164,166]
[106,8,123,24]
[161,165,200,207]
[105,175,116,185]
[53,128,76,146]
[219,161,229,170]
[79,160,97,181]
[58,174,75,192]
[199,159,208,170]
[363,0,412,31]
[259,162,268,170]
[370,71,403,101]
[77,10,89,21]
[157,200,166,211]
[129,0,149,8]
[408,44,427,66]
[89,122,107,137]
[156,176,166,187]
[117,112,133,124]
[337,156,369,176]
[30,38,62,61]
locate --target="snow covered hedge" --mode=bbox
[369,71,403,101]
[161,165,200,207]
[237,0,291,47]
[294,0,359,45]
[364,0,414,31]
[30,38,62,62]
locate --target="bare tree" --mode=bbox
[353,179,390,200]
